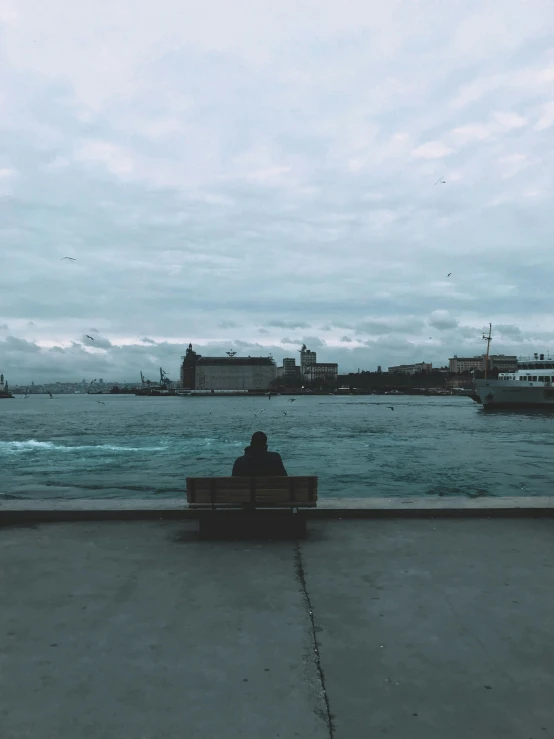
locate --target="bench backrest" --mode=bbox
[186,476,318,508]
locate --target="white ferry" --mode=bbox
[474,354,554,409]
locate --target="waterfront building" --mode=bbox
[449,354,517,373]
[299,344,317,374]
[180,344,276,390]
[303,363,338,383]
[298,344,338,382]
[388,362,432,375]
[282,357,301,384]
[0,373,14,398]
[283,357,297,375]
[489,354,518,372]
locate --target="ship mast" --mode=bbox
[482,323,492,380]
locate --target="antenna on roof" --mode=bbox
[226,350,237,357]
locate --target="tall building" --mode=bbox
[180,344,201,388]
[180,344,276,390]
[299,344,317,374]
[298,344,338,383]
[283,357,297,374]
[281,357,300,384]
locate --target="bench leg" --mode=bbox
[198,511,307,540]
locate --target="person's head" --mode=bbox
[250,431,267,450]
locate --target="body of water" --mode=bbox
[0,394,552,501]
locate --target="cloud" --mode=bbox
[2,336,41,353]
[267,320,311,329]
[429,310,459,330]
[412,141,453,159]
[301,336,326,348]
[450,124,492,144]
[1,0,554,382]
[493,111,527,130]
[355,317,424,335]
[535,101,554,131]
[82,334,112,349]
[74,140,135,177]
[495,324,523,339]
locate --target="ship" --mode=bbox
[474,355,554,409]
[473,326,554,409]
[0,374,14,398]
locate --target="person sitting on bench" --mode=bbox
[232,431,288,477]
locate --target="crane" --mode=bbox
[160,368,171,387]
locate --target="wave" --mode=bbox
[0,440,167,453]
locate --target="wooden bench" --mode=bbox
[186,476,318,538]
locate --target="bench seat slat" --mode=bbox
[186,476,317,509]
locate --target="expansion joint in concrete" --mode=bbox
[294,541,335,739]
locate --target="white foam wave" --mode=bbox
[0,440,167,453]
[0,440,56,451]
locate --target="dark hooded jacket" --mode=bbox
[232,445,288,477]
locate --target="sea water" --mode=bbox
[1,394,552,501]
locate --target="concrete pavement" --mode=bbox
[1,518,553,738]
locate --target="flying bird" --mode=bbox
[48,391,54,399]
[90,379,97,385]
[283,411,287,416]
[389,406,394,411]
[447,272,452,277]
[434,177,446,185]
[288,398,296,403]
[85,335,95,341]
[61,257,76,261]
[97,401,105,405]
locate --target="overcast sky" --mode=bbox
[1,0,554,383]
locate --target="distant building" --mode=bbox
[303,363,339,383]
[180,344,201,388]
[298,344,338,383]
[180,344,276,390]
[449,356,486,373]
[489,355,518,372]
[281,357,300,384]
[388,362,433,375]
[299,344,317,374]
[449,354,517,373]
[283,357,297,374]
